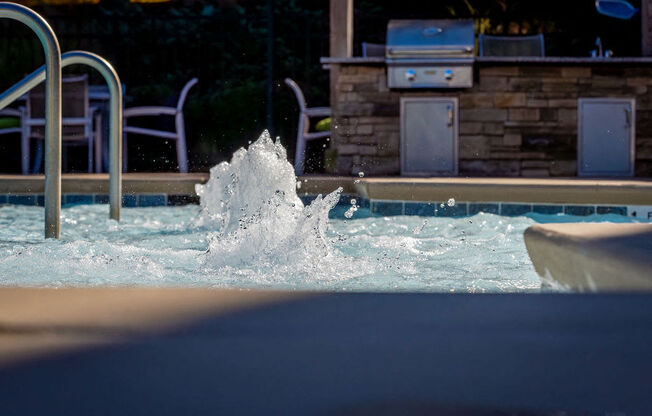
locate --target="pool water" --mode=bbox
[1,201,645,292]
[0,132,647,292]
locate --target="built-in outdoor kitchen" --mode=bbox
[322,0,652,178]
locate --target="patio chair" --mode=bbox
[0,108,23,134]
[478,34,545,57]
[123,78,198,173]
[24,74,101,174]
[285,78,330,175]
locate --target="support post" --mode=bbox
[266,0,275,134]
[329,0,353,174]
[329,0,353,59]
[643,0,652,56]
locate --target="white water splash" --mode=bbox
[196,131,346,274]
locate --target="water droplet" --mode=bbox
[358,172,365,178]
[354,179,360,184]
[275,136,281,144]
[296,181,302,190]
[447,198,456,207]
[248,140,252,145]
[323,144,327,148]
[412,219,428,235]
[350,198,357,205]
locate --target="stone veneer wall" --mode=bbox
[330,63,652,177]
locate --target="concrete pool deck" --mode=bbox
[0,288,651,415]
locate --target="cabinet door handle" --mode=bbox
[447,106,453,127]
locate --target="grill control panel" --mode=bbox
[388,66,473,88]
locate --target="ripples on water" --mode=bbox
[0,132,646,292]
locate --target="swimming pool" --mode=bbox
[0,132,647,292]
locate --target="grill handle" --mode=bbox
[387,47,473,57]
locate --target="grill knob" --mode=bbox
[405,70,416,82]
[444,69,454,81]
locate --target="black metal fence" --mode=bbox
[0,0,330,172]
[0,0,641,172]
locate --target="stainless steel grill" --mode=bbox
[386,19,475,88]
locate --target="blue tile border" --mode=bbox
[8,195,36,206]
[532,205,564,215]
[122,194,137,208]
[371,201,403,216]
[469,203,499,215]
[404,202,435,216]
[167,194,200,206]
[564,205,595,216]
[0,193,642,219]
[138,194,167,207]
[64,194,93,206]
[596,206,627,216]
[435,203,468,217]
[94,194,109,204]
[501,203,532,216]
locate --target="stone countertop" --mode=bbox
[321,56,652,65]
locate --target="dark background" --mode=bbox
[0,0,642,173]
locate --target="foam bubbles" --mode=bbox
[196,131,351,280]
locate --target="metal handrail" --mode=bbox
[0,2,61,238]
[0,51,124,221]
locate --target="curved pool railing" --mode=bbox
[0,51,124,222]
[0,2,61,238]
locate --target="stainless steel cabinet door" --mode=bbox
[578,98,635,177]
[401,97,458,176]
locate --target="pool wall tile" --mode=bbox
[138,194,167,207]
[358,198,370,209]
[94,194,109,204]
[299,195,316,205]
[501,203,532,216]
[8,195,36,205]
[404,202,435,216]
[338,194,355,206]
[371,201,403,216]
[167,195,199,206]
[122,194,137,207]
[565,205,595,216]
[596,206,627,216]
[64,194,93,206]
[0,195,6,204]
[469,203,499,215]
[532,205,564,214]
[435,203,468,217]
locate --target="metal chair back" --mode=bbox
[27,74,89,140]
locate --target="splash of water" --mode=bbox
[196,131,343,270]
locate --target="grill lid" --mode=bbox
[386,19,475,59]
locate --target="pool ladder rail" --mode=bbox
[0,2,123,238]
